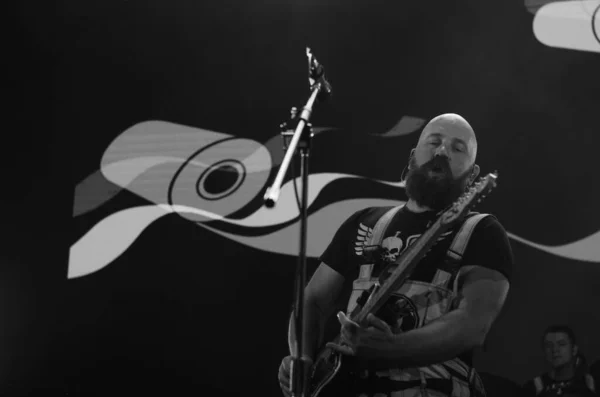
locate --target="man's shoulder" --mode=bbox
[521,376,537,391]
[466,212,510,240]
[522,373,551,393]
[467,211,504,228]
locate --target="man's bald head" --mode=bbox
[405,113,481,210]
[417,113,478,163]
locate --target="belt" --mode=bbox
[353,374,454,395]
[350,371,485,397]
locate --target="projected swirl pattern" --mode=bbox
[70,121,600,279]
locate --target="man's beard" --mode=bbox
[404,156,473,211]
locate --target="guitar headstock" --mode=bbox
[440,171,498,225]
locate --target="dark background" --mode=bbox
[3,0,600,395]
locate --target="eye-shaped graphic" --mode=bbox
[70,119,600,280]
[167,136,271,223]
[94,122,274,223]
[195,159,245,201]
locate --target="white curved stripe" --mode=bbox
[533,0,600,53]
[508,230,600,263]
[237,173,404,227]
[68,205,174,279]
[195,198,405,257]
[68,202,600,280]
[68,198,401,279]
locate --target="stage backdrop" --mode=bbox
[4,0,600,395]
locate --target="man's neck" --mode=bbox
[405,199,433,213]
[550,363,576,381]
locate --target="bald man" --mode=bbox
[278,113,514,397]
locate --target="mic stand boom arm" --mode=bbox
[263,48,332,397]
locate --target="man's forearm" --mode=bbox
[288,300,327,360]
[372,309,485,368]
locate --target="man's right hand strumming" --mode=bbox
[278,355,314,397]
[278,355,293,397]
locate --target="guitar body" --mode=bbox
[308,336,356,397]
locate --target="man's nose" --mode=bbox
[434,144,449,157]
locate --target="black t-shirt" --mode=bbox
[320,205,513,283]
[522,372,597,397]
[318,205,513,378]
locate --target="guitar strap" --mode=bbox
[367,204,405,247]
[446,212,491,397]
[447,213,490,268]
[368,206,491,288]
[447,212,490,296]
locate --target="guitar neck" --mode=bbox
[352,216,449,325]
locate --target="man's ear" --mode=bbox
[469,164,480,185]
[573,344,579,358]
[407,148,416,169]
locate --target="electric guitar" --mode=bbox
[306,172,499,397]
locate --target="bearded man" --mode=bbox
[278,113,514,397]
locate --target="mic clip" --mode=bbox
[280,107,313,151]
[306,47,332,101]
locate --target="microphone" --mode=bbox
[306,47,332,101]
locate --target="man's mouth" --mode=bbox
[429,165,446,175]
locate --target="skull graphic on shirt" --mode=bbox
[381,234,404,261]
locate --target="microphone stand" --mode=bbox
[264,47,332,397]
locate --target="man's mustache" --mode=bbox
[420,156,452,175]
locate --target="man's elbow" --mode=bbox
[455,311,491,350]
[466,314,498,350]
[469,325,489,349]
[463,298,508,349]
